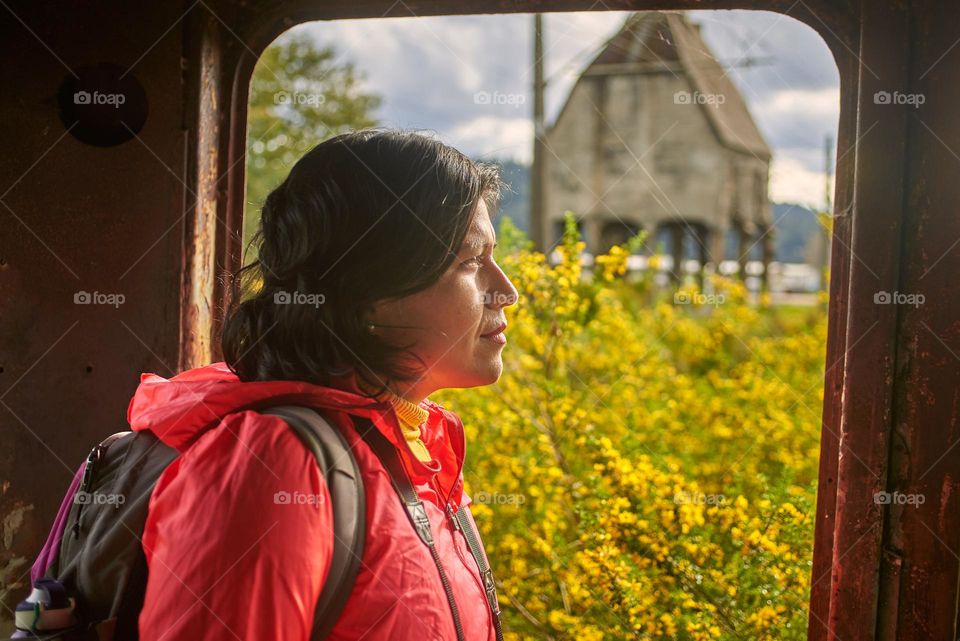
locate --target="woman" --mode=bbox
[130,129,519,640]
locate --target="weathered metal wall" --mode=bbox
[862,2,960,639]
[0,2,189,628]
[2,0,960,638]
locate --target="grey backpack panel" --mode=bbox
[48,429,177,639]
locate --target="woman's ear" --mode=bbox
[361,303,379,331]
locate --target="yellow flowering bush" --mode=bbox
[434,213,828,640]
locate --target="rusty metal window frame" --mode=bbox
[203,3,924,638]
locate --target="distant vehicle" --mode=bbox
[768,262,821,293]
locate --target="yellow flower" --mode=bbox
[433,223,824,640]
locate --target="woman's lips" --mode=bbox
[480,323,507,345]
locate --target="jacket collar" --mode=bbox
[127,362,466,509]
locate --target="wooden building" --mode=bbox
[542,11,773,279]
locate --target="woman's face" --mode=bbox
[366,200,519,402]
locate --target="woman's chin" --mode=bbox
[445,361,503,389]
[476,359,504,385]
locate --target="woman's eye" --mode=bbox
[464,255,484,268]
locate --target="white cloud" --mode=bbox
[769,155,835,209]
[447,116,534,163]
[761,87,840,119]
[753,87,840,158]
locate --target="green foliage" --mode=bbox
[244,32,382,254]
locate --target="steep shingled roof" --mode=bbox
[555,11,771,160]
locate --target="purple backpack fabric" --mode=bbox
[31,463,85,583]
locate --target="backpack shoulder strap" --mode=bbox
[260,406,368,641]
[353,419,467,641]
[454,507,504,641]
[355,419,504,641]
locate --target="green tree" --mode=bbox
[244,32,382,253]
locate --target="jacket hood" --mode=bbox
[126,361,467,503]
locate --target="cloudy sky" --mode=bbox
[289,9,840,208]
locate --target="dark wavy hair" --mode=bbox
[220,128,505,394]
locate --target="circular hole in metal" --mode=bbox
[57,63,148,147]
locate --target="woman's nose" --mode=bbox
[488,267,519,308]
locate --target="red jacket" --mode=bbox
[129,361,496,641]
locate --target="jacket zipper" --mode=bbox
[439,485,501,641]
[421,453,495,639]
[445,502,489,601]
[453,506,504,641]
[428,535,466,641]
[400,470,462,641]
[359,410,476,641]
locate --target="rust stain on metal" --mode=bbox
[0,500,34,618]
[1,503,32,552]
[180,14,222,370]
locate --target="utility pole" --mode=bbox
[825,134,833,213]
[817,134,834,290]
[531,13,546,251]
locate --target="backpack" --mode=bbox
[11,406,503,641]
